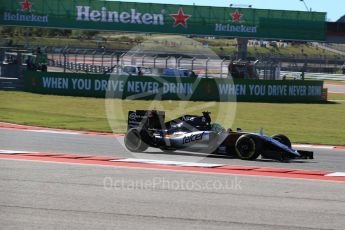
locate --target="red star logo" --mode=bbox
[231,10,243,22]
[21,0,32,11]
[170,7,191,28]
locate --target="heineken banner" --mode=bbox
[24,72,324,102]
[1,0,326,41]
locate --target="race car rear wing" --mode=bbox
[127,110,165,130]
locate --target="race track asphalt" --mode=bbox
[1,128,345,229]
[1,159,345,230]
[1,128,344,172]
[325,83,345,94]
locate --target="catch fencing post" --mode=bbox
[66,48,70,65]
[177,56,182,68]
[63,50,67,73]
[153,55,158,68]
[142,55,146,66]
[59,49,63,67]
[110,52,116,69]
[92,51,96,67]
[191,57,196,71]
[220,58,225,78]
[205,58,210,77]
[130,54,135,65]
[101,52,106,68]
[82,50,88,72]
[165,56,171,68]
[74,50,78,65]
[51,48,55,66]
[120,53,125,66]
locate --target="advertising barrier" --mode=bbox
[0,0,326,41]
[24,71,324,102]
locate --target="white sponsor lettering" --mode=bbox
[4,12,48,23]
[90,10,101,21]
[268,85,287,96]
[95,79,106,91]
[127,81,159,93]
[71,78,91,90]
[163,83,193,95]
[42,77,68,89]
[215,23,257,33]
[288,85,307,96]
[94,80,124,92]
[76,6,164,25]
[119,12,130,23]
[130,9,141,24]
[249,84,265,96]
[308,86,322,96]
[109,80,124,92]
[218,84,246,95]
[142,13,153,24]
[183,132,204,144]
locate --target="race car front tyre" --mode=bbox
[235,134,260,160]
[124,128,148,152]
[272,134,291,148]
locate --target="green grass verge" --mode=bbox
[328,93,345,100]
[325,81,345,84]
[0,91,344,145]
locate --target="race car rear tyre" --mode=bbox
[235,134,260,160]
[124,128,148,152]
[272,134,291,148]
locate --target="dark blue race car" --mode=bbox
[124,110,313,162]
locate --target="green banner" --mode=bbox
[24,71,324,102]
[0,0,326,40]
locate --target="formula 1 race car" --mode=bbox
[124,110,313,161]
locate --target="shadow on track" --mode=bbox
[143,150,316,163]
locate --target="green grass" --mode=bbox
[0,91,344,145]
[0,92,110,132]
[328,93,345,100]
[325,81,345,84]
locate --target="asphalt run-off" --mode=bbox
[1,123,345,229]
[1,122,345,181]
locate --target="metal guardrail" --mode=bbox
[49,59,111,74]
[2,46,344,78]
[48,49,232,77]
[47,51,284,79]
